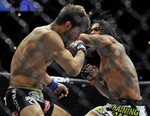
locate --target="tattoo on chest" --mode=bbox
[121,70,134,88]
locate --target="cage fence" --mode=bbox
[0,0,150,116]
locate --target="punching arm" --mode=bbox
[81,64,110,98]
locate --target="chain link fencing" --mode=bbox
[0,0,150,115]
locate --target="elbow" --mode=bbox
[79,34,86,42]
[66,68,80,77]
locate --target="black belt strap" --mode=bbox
[107,99,146,108]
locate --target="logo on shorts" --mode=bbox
[12,89,20,111]
[96,107,104,113]
[28,91,44,103]
[109,105,139,116]
[25,96,38,104]
[95,107,109,115]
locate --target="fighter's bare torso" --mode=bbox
[97,40,142,100]
[10,25,55,89]
[80,33,142,100]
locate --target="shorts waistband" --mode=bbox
[107,99,146,106]
[9,85,42,92]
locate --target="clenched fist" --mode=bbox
[67,40,87,56]
[53,83,69,99]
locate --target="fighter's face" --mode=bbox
[66,26,82,41]
[90,23,100,35]
[63,26,82,47]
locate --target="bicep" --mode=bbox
[93,35,113,48]
[52,49,77,74]
[41,32,81,76]
[79,34,94,46]
[80,34,112,48]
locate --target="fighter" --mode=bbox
[79,18,148,115]
[5,4,90,116]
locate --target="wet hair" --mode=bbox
[92,18,124,44]
[91,11,130,54]
[54,4,91,32]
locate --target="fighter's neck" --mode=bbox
[49,23,69,47]
[50,23,65,35]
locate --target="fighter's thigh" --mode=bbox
[85,111,99,116]
[85,106,108,116]
[52,104,71,116]
[20,104,44,116]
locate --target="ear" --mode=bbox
[65,21,72,30]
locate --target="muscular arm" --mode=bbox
[81,64,110,98]
[42,31,86,77]
[79,33,113,48]
[43,73,53,85]
[94,81,110,98]
[90,70,110,98]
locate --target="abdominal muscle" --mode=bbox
[104,75,142,100]
[10,57,52,90]
[10,75,43,89]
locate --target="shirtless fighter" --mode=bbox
[79,19,148,116]
[5,4,90,116]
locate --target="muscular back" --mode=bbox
[11,26,54,89]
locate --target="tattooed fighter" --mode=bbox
[80,18,148,116]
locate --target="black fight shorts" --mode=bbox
[5,85,54,116]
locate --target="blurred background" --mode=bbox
[0,0,150,116]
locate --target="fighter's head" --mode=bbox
[91,19,114,35]
[90,19,124,44]
[89,12,129,54]
[54,4,90,41]
[55,4,90,32]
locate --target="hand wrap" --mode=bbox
[47,79,58,91]
[75,40,87,55]
[53,83,69,98]
[68,40,87,56]
[81,64,99,85]
[47,79,68,98]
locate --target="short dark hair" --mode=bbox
[54,4,90,32]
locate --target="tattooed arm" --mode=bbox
[79,33,113,48]
[81,64,110,98]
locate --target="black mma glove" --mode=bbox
[75,40,87,55]
[68,40,87,56]
[81,64,100,85]
[47,80,69,99]
[53,83,69,99]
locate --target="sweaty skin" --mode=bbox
[10,24,85,90]
[80,23,142,100]
[7,4,90,116]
